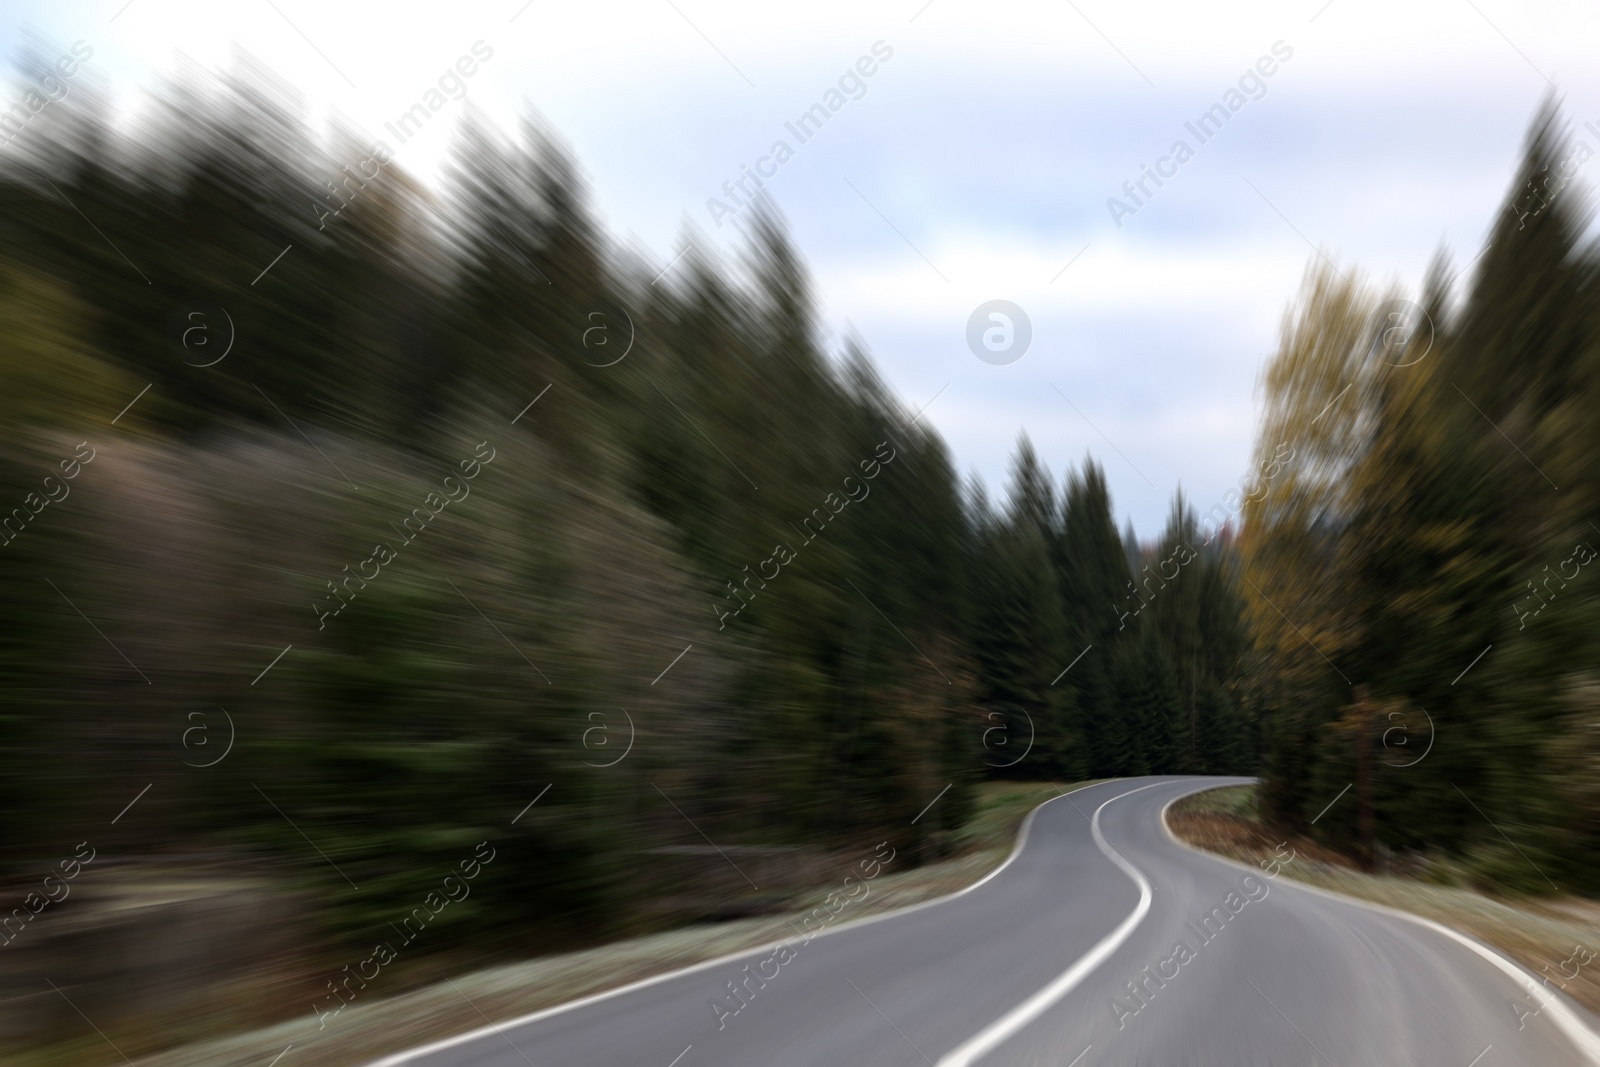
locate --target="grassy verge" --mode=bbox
[1167,784,1600,1023]
[75,780,1095,1067]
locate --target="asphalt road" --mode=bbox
[372,776,1600,1067]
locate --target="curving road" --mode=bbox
[371,776,1600,1067]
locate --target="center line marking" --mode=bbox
[935,781,1168,1067]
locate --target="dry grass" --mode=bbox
[18,781,1096,1067]
[1165,788,1354,872]
[1167,785,1600,1026]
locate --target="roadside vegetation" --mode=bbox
[1169,784,1600,1022]
[1,46,1255,1066]
[49,781,1096,1067]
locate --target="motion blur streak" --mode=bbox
[4,13,1600,1067]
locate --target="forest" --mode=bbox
[0,54,1255,986]
[8,37,1600,1066]
[1243,99,1600,894]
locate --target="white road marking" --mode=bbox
[935,780,1171,1067]
[1160,783,1600,1067]
[360,780,1120,1067]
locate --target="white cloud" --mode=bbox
[6,0,1600,531]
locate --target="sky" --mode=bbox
[5,0,1600,536]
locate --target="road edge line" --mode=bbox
[1160,783,1600,1067]
[361,780,1116,1067]
[933,778,1177,1067]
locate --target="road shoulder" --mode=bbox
[1164,783,1600,1062]
[124,781,1102,1067]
